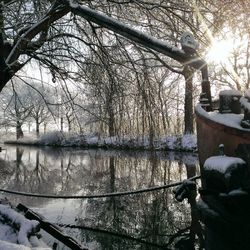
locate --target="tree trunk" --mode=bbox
[158,82,167,134]
[44,122,47,133]
[60,117,63,132]
[35,151,40,173]
[36,118,39,137]
[16,147,24,167]
[109,156,115,192]
[175,85,181,134]
[66,115,72,132]
[149,121,154,150]
[68,121,71,132]
[183,65,194,134]
[108,112,115,136]
[16,120,24,139]
[107,101,115,137]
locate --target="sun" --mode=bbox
[206,38,234,64]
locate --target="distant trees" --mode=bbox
[28,86,52,136]
[0,82,33,139]
[0,79,54,138]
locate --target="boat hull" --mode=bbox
[195,106,250,167]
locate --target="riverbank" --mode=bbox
[4,132,197,152]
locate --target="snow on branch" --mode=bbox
[6,3,70,65]
[64,0,206,69]
[0,204,39,247]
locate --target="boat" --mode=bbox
[194,62,250,250]
[196,90,250,167]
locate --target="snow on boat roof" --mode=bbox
[195,104,250,131]
[219,89,242,96]
[204,155,245,174]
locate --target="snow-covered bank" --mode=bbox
[4,132,197,152]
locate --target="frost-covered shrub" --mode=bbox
[181,134,197,151]
[38,131,65,146]
[62,133,87,146]
[86,135,99,147]
[5,130,198,152]
[166,136,178,150]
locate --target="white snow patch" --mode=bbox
[219,89,242,96]
[6,132,198,152]
[0,224,17,244]
[245,89,250,99]
[165,136,178,150]
[0,240,30,250]
[0,240,50,249]
[86,136,98,144]
[209,112,244,129]
[227,189,248,196]
[240,96,250,111]
[180,31,199,50]
[181,134,197,150]
[195,104,249,131]
[0,205,39,247]
[204,156,245,174]
[68,0,79,8]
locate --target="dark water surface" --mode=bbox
[0,145,203,249]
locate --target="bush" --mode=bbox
[38,131,65,146]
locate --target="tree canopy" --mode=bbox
[0,0,248,137]
[0,0,231,90]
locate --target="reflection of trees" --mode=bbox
[13,147,24,186]
[0,146,202,249]
[0,157,15,188]
[0,146,86,206]
[76,153,196,249]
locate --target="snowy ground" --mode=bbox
[4,132,197,152]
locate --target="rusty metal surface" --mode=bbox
[196,109,250,167]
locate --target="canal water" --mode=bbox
[0,145,203,249]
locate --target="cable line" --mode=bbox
[0,175,200,199]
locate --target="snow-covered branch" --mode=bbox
[6,3,70,65]
[0,204,39,247]
[64,0,206,70]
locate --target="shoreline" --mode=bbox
[3,132,197,153]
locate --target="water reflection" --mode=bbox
[0,145,202,249]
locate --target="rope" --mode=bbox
[55,223,170,249]
[0,175,200,199]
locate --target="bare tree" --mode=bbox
[0,81,33,139]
